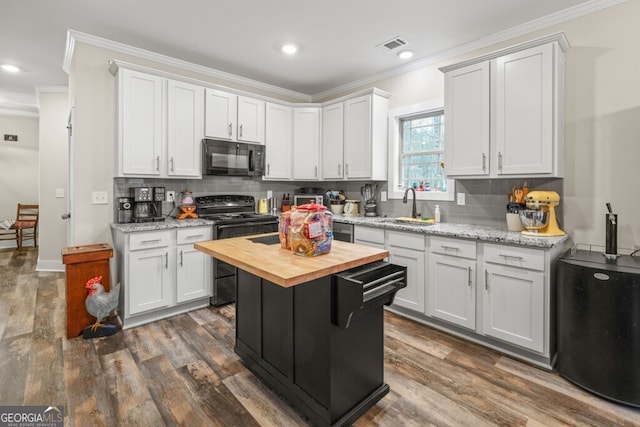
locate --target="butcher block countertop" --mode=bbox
[195,233,389,288]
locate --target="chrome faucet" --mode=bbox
[403,187,420,218]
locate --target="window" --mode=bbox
[400,111,446,192]
[388,101,455,201]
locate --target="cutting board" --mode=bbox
[395,217,436,224]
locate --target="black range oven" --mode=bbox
[196,195,279,306]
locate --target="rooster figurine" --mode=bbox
[84,276,120,338]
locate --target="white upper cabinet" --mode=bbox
[292,107,321,180]
[117,69,163,176]
[237,96,265,144]
[495,43,554,175]
[441,34,568,178]
[116,67,203,178]
[205,89,265,144]
[264,102,293,179]
[166,80,204,177]
[204,89,237,140]
[321,91,389,180]
[321,102,344,179]
[444,62,490,176]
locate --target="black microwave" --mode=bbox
[202,138,264,176]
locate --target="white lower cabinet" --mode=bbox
[387,231,426,313]
[482,244,545,353]
[114,226,212,328]
[176,228,213,303]
[354,225,385,249]
[427,237,476,330]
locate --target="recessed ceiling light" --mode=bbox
[397,50,414,60]
[281,44,298,55]
[1,64,20,73]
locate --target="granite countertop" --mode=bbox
[332,215,570,249]
[111,217,214,233]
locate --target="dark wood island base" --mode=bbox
[234,268,396,427]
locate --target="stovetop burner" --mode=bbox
[195,194,278,225]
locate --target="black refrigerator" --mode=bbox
[557,249,640,407]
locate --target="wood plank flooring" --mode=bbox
[2,247,640,426]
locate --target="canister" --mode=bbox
[287,203,333,256]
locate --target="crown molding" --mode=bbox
[63,29,313,102]
[311,0,626,100]
[0,107,39,117]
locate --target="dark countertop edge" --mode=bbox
[332,215,569,249]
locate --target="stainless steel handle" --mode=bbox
[315,165,318,177]
[498,152,503,171]
[170,157,174,172]
[228,123,232,137]
[186,234,205,240]
[61,212,71,220]
[499,254,524,260]
[239,124,243,138]
[141,239,162,245]
[165,252,168,269]
[338,163,342,175]
[267,164,270,176]
[484,269,489,290]
[179,250,183,267]
[482,153,486,171]
[156,155,160,171]
[468,267,472,287]
[345,163,349,176]
[441,245,460,252]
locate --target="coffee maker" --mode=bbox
[130,187,165,222]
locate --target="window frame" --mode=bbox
[387,100,455,201]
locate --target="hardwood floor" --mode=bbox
[2,247,640,426]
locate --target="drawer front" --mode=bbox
[430,236,476,259]
[129,230,172,251]
[484,243,544,271]
[354,226,385,245]
[388,230,425,251]
[177,227,212,245]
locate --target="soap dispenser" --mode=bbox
[434,205,441,223]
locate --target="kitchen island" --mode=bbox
[195,235,405,427]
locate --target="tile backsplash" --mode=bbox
[114,177,563,230]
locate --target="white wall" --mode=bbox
[67,0,640,251]
[0,114,39,248]
[37,90,69,270]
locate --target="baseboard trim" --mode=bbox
[36,259,64,272]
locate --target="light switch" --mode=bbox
[55,188,64,198]
[91,191,108,205]
[380,191,387,202]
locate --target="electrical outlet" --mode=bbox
[91,191,108,205]
[380,191,387,202]
[267,190,273,199]
[166,191,176,203]
[457,192,466,205]
[55,188,64,198]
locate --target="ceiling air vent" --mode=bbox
[378,37,408,51]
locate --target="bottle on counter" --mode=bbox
[434,205,441,223]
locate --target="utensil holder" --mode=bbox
[506,213,524,231]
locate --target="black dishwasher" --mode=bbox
[557,249,640,407]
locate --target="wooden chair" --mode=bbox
[14,204,39,250]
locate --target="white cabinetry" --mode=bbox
[482,243,545,353]
[321,102,344,179]
[127,230,173,315]
[292,107,321,180]
[264,103,292,179]
[354,225,385,249]
[176,227,213,303]
[321,91,390,180]
[387,231,426,313]
[205,89,265,144]
[427,237,476,330]
[116,67,203,178]
[113,226,212,329]
[441,34,567,178]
